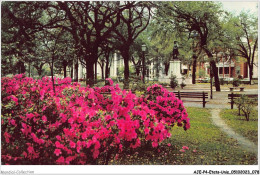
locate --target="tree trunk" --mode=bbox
[95,61,97,83]
[84,45,100,87]
[74,59,79,82]
[105,51,110,79]
[248,64,253,85]
[192,54,197,84]
[203,47,221,91]
[101,64,104,80]
[131,56,141,77]
[37,69,43,78]
[63,61,67,78]
[28,62,31,77]
[51,57,55,93]
[121,49,130,89]
[210,60,221,91]
[70,64,73,80]
[86,62,94,87]
[164,62,169,76]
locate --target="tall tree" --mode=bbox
[56,1,126,87]
[112,1,152,89]
[233,12,258,84]
[154,1,225,91]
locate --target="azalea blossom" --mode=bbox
[1,75,190,165]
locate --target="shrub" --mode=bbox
[219,78,225,85]
[234,95,257,121]
[170,76,178,89]
[131,81,156,93]
[232,78,240,87]
[238,75,243,79]
[1,74,189,165]
[160,82,169,87]
[197,69,206,78]
[180,82,186,89]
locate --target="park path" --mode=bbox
[211,109,258,155]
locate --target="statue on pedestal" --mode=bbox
[170,41,182,84]
[172,41,179,60]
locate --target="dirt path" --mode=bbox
[211,109,258,155]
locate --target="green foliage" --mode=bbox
[160,82,169,87]
[170,76,178,89]
[180,82,186,89]
[131,81,156,93]
[234,95,258,121]
[197,69,206,78]
[219,78,225,85]
[232,78,240,87]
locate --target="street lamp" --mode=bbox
[142,44,147,83]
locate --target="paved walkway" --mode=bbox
[211,109,258,155]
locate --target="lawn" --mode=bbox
[112,107,257,165]
[220,109,258,144]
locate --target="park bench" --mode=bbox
[228,93,258,110]
[229,87,245,92]
[173,91,209,108]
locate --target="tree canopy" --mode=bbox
[1,1,258,88]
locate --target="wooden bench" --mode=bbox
[173,91,209,108]
[228,93,258,110]
[229,87,245,92]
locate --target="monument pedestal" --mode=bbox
[158,60,183,84]
[169,60,182,84]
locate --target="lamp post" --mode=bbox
[142,44,147,83]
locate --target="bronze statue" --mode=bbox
[172,41,179,60]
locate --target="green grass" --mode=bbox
[111,107,257,165]
[220,109,258,144]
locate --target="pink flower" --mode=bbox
[55,141,61,148]
[10,95,18,105]
[10,119,16,126]
[115,154,119,160]
[193,149,197,153]
[182,146,189,150]
[54,149,62,156]
[56,135,61,141]
[22,151,27,158]
[27,146,34,154]
[68,118,74,124]
[152,142,158,148]
[26,113,34,120]
[70,141,76,148]
[167,143,171,147]
[105,78,113,86]
[4,132,11,143]
[31,86,36,91]
[93,150,99,159]
[144,128,150,135]
[56,156,65,164]
[42,115,47,122]
[179,149,185,153]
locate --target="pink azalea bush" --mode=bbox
[1,74,190,165]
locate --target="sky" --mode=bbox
[221,1,258,15]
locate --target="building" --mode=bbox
[66,47,257,84]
